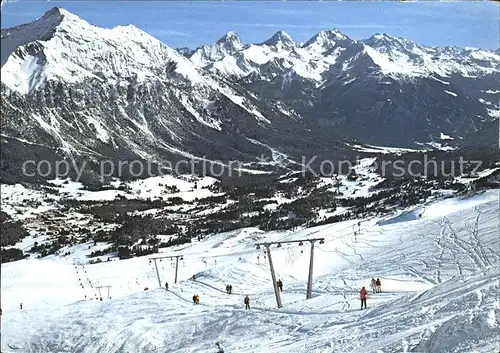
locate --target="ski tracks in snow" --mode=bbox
[441,217,487,271]
[340,239,364,261]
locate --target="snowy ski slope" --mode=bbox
[1,190,499,353]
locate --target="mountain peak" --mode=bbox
[302,29,349,52]
[365,33,401,45]
[40,6,73,20]
[2,6,89,40]
[35,6,87,31]
[321,29,347,40]
[1,7,189,94]
[217,31,240,43]
[262,31,295,48]
[365,33,413,46]
[363,32,419,54]
[189,31,242,66]
[371,33,390,40]
[303,29,348,50]
[215,31,243,51]
[1,7,79,66]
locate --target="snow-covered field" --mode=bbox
[0,175,221,217]
[1,190,499,353]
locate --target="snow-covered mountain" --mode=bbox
[1,8,353,184]
[2,7,499,185]
[188,29,499,88]
[188,30,500,147]
[190,31,243,67]
[1,7,204,94]
[194,29,349,84]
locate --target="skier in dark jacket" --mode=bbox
[165,282,169,291]
[229,285,233,294]
[376,278,382,293]
[244,295,250,310]
[277,279,283,292]
[225,285,230,294]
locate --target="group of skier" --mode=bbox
[179,274,378,312]
[187,279,285,309]
[360,278,382,310]
[370,278,382,293]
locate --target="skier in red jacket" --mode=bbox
[360,287,368,310]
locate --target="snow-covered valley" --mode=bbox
[1,190,499,353]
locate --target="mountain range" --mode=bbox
[1,7,499,183]
[185,27,499,148]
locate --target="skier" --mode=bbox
[192,295,197,305]
[360,287,368,310]
[376,278,382,293]
[244,295,250,310]
[20,303,23,310]
[215,342,224,353]
[195,295,200,304]
[225,285,230,294]
[192,274,196,281]
[277,279,283,292]
[229,285,233,294]
[165,282,169,291]
[370,278,377,294]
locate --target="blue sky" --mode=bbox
[1,1,498,50]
